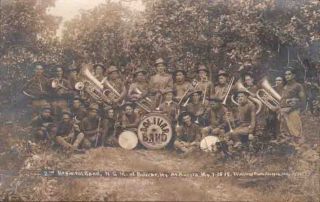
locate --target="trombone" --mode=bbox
[221,76,235,132]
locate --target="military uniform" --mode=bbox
[186,91,208,126]
[31,105,55,141]
[80,104,108,148]
[173,68,191,102]
[194,65,214,99]
[174,121,202,153]
[226,94,256,145]
[55,112,85,151]
[201,99,229,139]
[149,58,173,108]
[23,69,50,116]
[50,76,72,120]
[104,66,127,106]
[279,78,306,139]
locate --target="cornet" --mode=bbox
[52,79,68,90]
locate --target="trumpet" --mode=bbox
[51,79,68,90]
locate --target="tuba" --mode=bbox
[256,78,281,111]
[231,81,262,114]
[75,66,111,103]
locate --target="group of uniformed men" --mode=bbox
[23,57,308,154]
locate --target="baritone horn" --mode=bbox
[231,81,262,114]
[133,87,152,113]
[75,66,111,103]
[256,78,281,111]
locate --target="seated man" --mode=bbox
[70,96,87,122]
[55,111,84,152]
[201,96,229,139]
[80,103,108,148]
[102,106,119,147]
[225,91,256,148]
[174,112,202,153]
[186,91,208,126]
[31,103,55,141]
[121,102,140,132]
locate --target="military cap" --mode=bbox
[197,65,209,73]
[189,90,203,97]
[88,103,99,111]
[42,103,51,111]
[208,96,222,103]
[174,67,187,75]
[62,110,72,116]
[106,65,119,74]
[134,68,147,76]
[121,102,135,109]
[93,63,105,71]
[234,90,250,97]
[217,70,228,77]
[68,62,78,72]
[162,88,175,95]
[35,64,44,70]
[155,58,165,65]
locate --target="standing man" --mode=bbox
[243,73,258,94]
[279,68,306,141]
[174,112,202,153]
[127,68,151,113]
[173,68,191,102]
[50,67,71,120]
[93,63,105,82]
[214,70,229,100]
[22,64,49,116]
[225,91,256,148]
[104,66,127,106]
[195,65,214,101]
[150,58,173,108]
[274,76,285,95]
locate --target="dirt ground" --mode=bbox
[0,112,319,201]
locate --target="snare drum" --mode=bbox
[118,131,138,150]
[200,136,220,152]
[137,113,173,149]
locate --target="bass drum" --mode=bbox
[137,113,173,149]
[200,136,220,152]
[118,131,138,150]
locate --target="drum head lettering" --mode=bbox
[137,113,173,149]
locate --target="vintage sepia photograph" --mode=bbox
[0,0,319,201]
